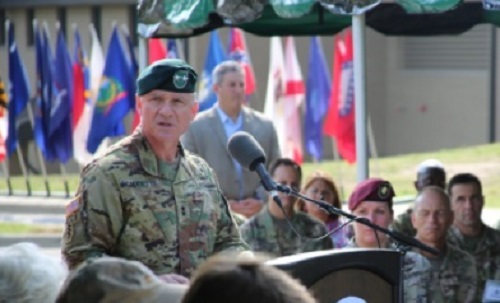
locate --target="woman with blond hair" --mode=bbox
[296,171,348,248]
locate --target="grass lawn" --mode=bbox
[1,143,499,208]
[0,222,63,234]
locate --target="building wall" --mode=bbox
[0,4,496,175]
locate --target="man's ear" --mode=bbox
[191,102,199,116]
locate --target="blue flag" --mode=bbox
[305,37,331,161]
[198,31,226,112]
[34,24,50,159]
[87,26,134,153]
[121,27,138,112]
[167,39,179,59]
[50,27,74,163]
[6,21,30,156]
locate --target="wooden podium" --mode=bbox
[267,248,403,303]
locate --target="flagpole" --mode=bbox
[331,139,346,202]
[2,160,12,195]
[32,19,51,197]
[59,163,70,197]
[352,14,369,182]
[26,104,51,196]
[367,115,380,176]
[15,142,30,196]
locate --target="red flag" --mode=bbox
[228,28,256,96]
[323,29,356,163]
[148,38,167,64]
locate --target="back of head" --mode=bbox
[0,242,67,303]
[56,256,186,303]
[182,255,316,303]
[415,159,446,191]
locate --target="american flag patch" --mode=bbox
[65,198,80,217]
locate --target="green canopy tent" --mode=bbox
[136,0,500,181]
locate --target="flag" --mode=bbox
[148,38,167,64]
[228,28,256,97]
[264,37,286,157]
[0,76,6,162]
[305,37,331,161]
[120,26,140,132]
[33,23,50,159]
[87,26,134,153]
[167,39,180,59]
[283,37,305,164]
[72,27,93,165]
[6,21,30,158]
[323,29,356,164]
[198,31,226,112]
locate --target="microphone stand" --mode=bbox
[275,184,439,303]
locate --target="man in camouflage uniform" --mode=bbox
[445,173,500,301]
[345,178,435,302]
[412,186,477,302]
[61,59,248,282]
[240,158,333,257]
[392,159,446,237]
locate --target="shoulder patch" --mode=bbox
[65,197,80,218]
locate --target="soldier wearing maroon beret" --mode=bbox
[345,178,436,303]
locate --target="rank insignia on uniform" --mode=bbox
[65,198,80,218]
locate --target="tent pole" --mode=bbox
[352,14,368,182]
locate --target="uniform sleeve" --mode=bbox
[180,126,199,155]
[61,164,124,270]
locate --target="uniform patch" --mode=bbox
[65,198,80,218]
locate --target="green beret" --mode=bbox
[136,58,198,95]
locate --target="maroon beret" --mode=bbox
[348,178,395,211]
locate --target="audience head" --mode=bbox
[56,256,187,303]
[412,186,453,245]
[181,254,317,303]
[212,60,245,114]
[268,158,302,216]
[447,173,484,231]
[414,159,446,192]
[297,171,341,222]
[0,242,67,303]
[348,178,395,248]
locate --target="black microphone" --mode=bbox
[227,131,282,205]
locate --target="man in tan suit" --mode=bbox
[181,61,281,218]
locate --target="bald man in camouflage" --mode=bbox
[62,59,248,283]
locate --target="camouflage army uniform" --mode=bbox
[240,207,333,257]
[346,239,435,303]
[415,244,478,303]
[392,206,417,237]
[61,130,248,277]
[447,225,500,300]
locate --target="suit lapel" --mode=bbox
[241,107,256,135]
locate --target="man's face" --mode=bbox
[273,165,300,210]
[415,168,446,191]
[214,71,245,112]
[137,90,198,143]
[412,190,453,244]
[450,183,484,228]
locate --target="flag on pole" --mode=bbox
[72,27,93,165]
[305,37,330,161]
[87,25,134,153]
[148,38,167,64]
[283,37,305,164]
[264,37,286,155]
[6,21,30,158]
[0,76,7,162]
[198,31,226,112]
[51,25,74,163]
[323,29,356,164]
[167,39,180,59]
[228,28,256,97]
[33,23,51,159]
[121,26,140,132]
